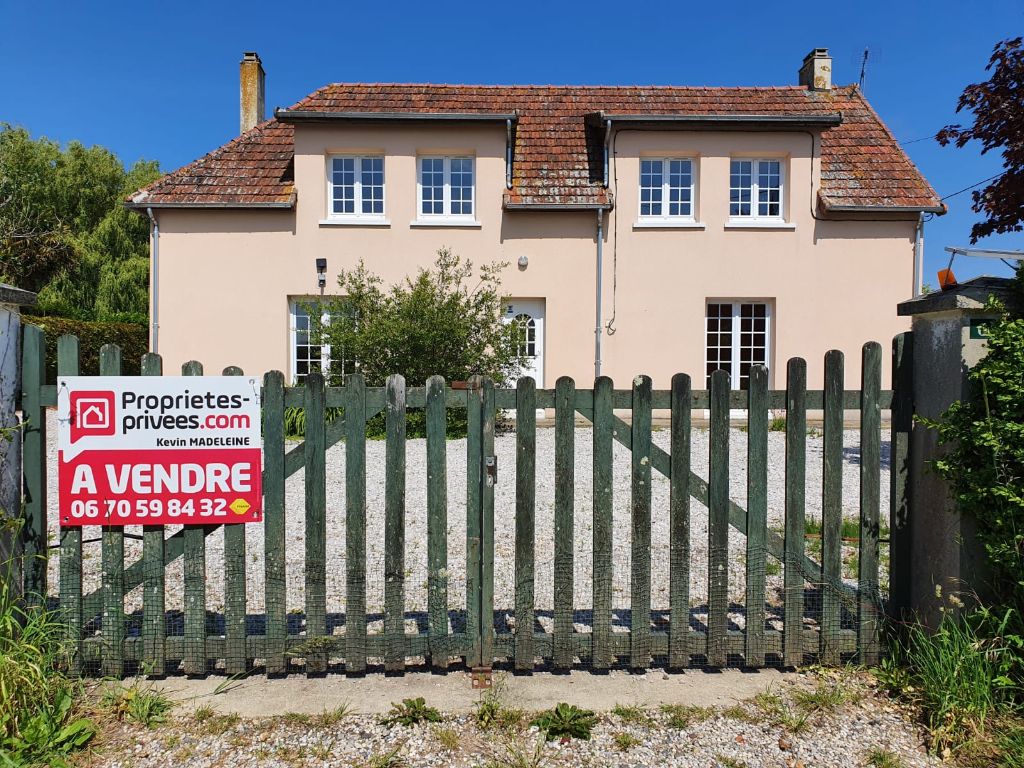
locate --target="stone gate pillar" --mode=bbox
[0,284,37,599]
[897,276,1014,628]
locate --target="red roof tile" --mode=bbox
[130,83,941,213]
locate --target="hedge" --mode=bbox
[22,315,149,383]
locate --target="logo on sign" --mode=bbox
[70,391,116,443]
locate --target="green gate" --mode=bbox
[18,324,911,676]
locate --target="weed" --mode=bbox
[613,732,641,751]
[435,726,460,750]
[530,702,597,741]
[366,742,407,768]
[660,704,713,729]
[475,676,524,731]
[311,739,335,760]
[864,746,905,768]
[611,703,653,725]
[483,733,548,767]
[281,711,313,726]
[162,733,180,749]
[720,704,759,723]
[715,755,748,768]
[198,711,241,736]
[0,564,96,767]
[193,705,214,722]
[765,559,781,576]
[317,702,354,726]
[382,697,442,727]
[752,687,808,733]
[768,416,787,432]
[212,670,249,696]
[792,682,852,713]
[876,610,1019,752]
[101,680,175,727]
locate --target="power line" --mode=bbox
[941,172,1005,201]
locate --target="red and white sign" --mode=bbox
[57,377,263,527]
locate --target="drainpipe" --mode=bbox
[146,207,160,354]
[595,208,604,379]
[913,212,924,296]
[505,119,513,189]
[602,119,613,187]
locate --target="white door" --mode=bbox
[503,299,545,388]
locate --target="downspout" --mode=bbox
[146,207,160,354]
[505,119,513,189]
[595,208,604,379]
[913,212,924,296]
[602,118,613,187]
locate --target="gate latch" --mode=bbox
[485,456,497,485]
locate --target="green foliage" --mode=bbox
[0,124,160,321]
[0,562,95,767]
[922,297,1024,612]
[610,703,652,725]
[876,608,1020,753]
[282,405,344,439]
[529,703,597,741]
[382,698,442,728]
[101,680,175,728]
[864,747,905,768]
[311,248,526,388]
[612,732,641,751]
[767,416,787,432]
[659,704,713,730]
[23,315,148,383]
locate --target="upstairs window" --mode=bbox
[729,159,783,220]
[639,158,694,220]
[328,156,385,219]
[418,156,475,219]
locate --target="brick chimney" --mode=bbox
[799,48,832,91]
[240,52,265,133]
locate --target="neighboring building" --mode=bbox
[128,50,943,390]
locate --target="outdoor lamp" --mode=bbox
[315,258,327,290]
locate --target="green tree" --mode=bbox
[312,248,526,387]
[0,124,159,322]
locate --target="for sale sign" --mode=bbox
[57,377,263,527]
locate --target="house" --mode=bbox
[127,50,943,390]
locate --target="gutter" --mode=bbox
[125,198,296,210]
[146,207,160,354]
[276,109,518,123]
[598,112,843,128]
[824,202,946,214]
[503,201,612,211]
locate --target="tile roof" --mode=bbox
[130,83,942,213]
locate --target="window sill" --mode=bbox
[319,217,391,228]
[409,219,482,228]
[724,220,796,230]
[633,220,706,230]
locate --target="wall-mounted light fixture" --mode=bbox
[315,258,327,292]
[517,254,529,269]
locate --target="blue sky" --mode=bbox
[1,0,1020,283]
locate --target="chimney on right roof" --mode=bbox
[799,48,832,91]
[240,52,266,134]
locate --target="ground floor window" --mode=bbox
[290,300,355,385]
[705,301,771,389]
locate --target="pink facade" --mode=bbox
[136,54,941,392]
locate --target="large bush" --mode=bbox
[23,316,148,383]
[310,248,526,388]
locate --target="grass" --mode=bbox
[382,697,442,728]
[714,756,748,768]
[659,704,714,729]
[475,675,526,732]
[752,688,809,734]
[483,734,548,768]
[612,732,641,751]
[611,703,653,725]
[0,563,96,767]
[720,704,760,723]
[100,679,175,728]
[792,681,857,713]
[864,746,905,768]
[195,711,241,736]
[435,726,460,751]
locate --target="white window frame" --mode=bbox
[728,158,785,224]
[416,156,476,221]
[638,157,696,223]
[704,300,772,391]
[325,155,386,223]
[289,300,359,385]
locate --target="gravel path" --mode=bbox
[86,671,936,767]
[45,412,888,630]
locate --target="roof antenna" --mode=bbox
[859,47,869,91]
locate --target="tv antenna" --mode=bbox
[859,48,869,91]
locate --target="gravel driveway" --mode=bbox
[45,411,889,634]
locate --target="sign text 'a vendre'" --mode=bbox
[57,377,263,526]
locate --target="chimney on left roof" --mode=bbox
[240,52,265,133]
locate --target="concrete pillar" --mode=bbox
[897,276,1014,627]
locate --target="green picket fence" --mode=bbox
[19,324,912,676]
